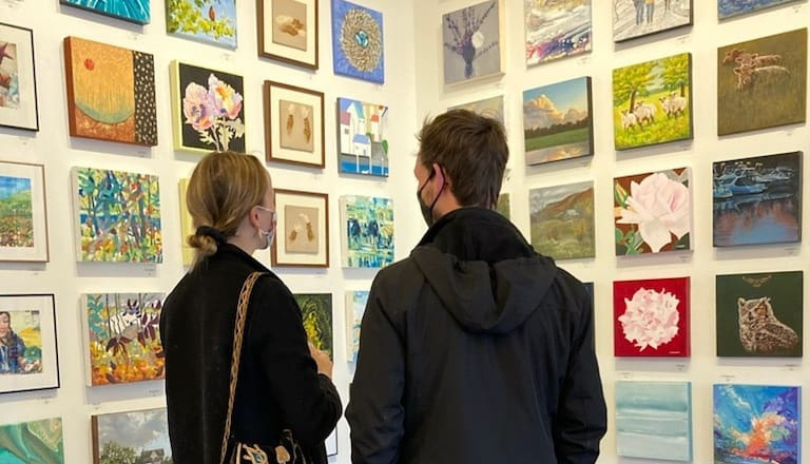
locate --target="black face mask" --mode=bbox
[416,167,444,227]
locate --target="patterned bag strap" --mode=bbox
[220,271,266,464]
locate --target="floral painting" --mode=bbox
[443,0,503,85]
[530,182,594,260]
[166,0,237,48]
[0,418,64,464]
[613,277,690,357]
[294,293,332,360]
[525,0,591,66]
[614,168,692,255]
[92,408,171,464]
[61,0,150,24]
[340,195,394,268]
[346,290,368,363]
[332,0,384,84]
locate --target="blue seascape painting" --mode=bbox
[615,381,693,461]
[718,0,801,19]
[61,0,150,24]
[332,0,385,83]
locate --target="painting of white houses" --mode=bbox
[339,98,389,177]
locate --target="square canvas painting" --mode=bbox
[73,167,162,263]
[716,271,802,357]
[332,0,384,83]
[265,81,325,167]
[92,408,170,464]
[525,0,591,66]
[719,0,802,19]
[530,181,594,260]
[496,193,510,219]
[449,95,504,125]
[346,290,368,363]
[272,190,329,267]
[167,0,237,48]
[714,384,800,464]
[718,29,807,136]
[294,293,333,360]
[259,0,319,69]
[0,294,59,394]
[613,53,693,150]
[443,0,503,85]
[615,381,692,461]
[613,0,692,42]
[0,161,48,263]
[340,195,394,268]
[64,37,157,146]
[614,277,690,357]
[615,168,692,255]
[61,0,150,24]
[0,23,39,131]
[713,152,802,247]
[523,77,593,166]
[338,98,389,177]
[0,418,64,463]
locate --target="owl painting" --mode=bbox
[738,297,799,354]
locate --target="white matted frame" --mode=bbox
[258,0,319,69]
[264,81,325,168]
[0,160,48,262]
[272,189,329,267]
[0,294,59,394]
[0,23,39,131]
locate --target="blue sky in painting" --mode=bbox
[62,0,150,24]
[97,409,171,458]
[0,176,31,199]
[714,384,799,431]
[175,0,237,48]
[523,77,589,113]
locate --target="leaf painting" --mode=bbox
[331,0,384,83]
[0,418,64,464]
[61,0,150,24]
[0,310,42,375]
[443,0,502,85]
[530,181,594,260]
[345,290,368,363]
[525,0,591,66]
[294,293,332,360]
[338,98,389,177]
[92,408,172,464]
[340,195,394,268]
[167,0,237,48]
[613,0,692,42]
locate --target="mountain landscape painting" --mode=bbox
[529,181,594,260]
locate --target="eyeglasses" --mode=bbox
[255,205,277,221]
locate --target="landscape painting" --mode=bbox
[259,0,318,69]
[719,0,802,19]
[166,0,237,48]
[61,0,150,24]
[714,384,800,464]
[346,290,368,363]
[83,293,164,386]
[72,167,163,263]
[338,98,389,177]
[716,271,802,358]
[0,161,48,263]
[0,23,39,131]
[613,53,693,150]
[449,95,504,125]
[713,152,801,247]
[718,29,807,136]
[615,168,692,255]
[525,0,591,66]
[294,293,332,360]
[613,0,692,42]
[496,193,510,219]
[615,381,692,461]
[0,295,59,394]
[0,418,64,464]
[443,0,503,85]
[340,195,394,268]
[523,77,593,166]
[529,181,594,260]
[64,37,157,146]
[614,277,690,357]
[332,0,384,83]
[92,408,171,464]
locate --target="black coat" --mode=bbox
[346,208,607,464]
[160,244,342,464]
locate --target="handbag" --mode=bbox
[219,271,308,464]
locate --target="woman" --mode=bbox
[160,152,341,464]
[0,311,26,374]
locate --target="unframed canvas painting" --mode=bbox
[529,181,594,260]
[294,293,333,360]
[166,0,237,48]
[332,0,384,83]
[449,95,504,125]
[61,0,150,24]
[338,98,389,177]
[0,418,64,464]
[719,0,801,19]
[346,290,368,363]
[340,195,394,268]
[443,0,503,85]
[613,0,692,42]
[92,408,171,464]
[525,0,591,66]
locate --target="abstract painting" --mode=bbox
[614,277,690,357]
[719,0,802,19]
[613,53,693,150]
[530,181,594,260]
[332,0,384,84]
[272,190,329,268]
[259,0,319,69]
[443,0,503,85]
[0,23,39,131]
[61,0,150,24]
[166,0,237,48]
[345,290,368,363]
[615,168,692,255]
[613,0,692,42]
[178,178,194,267]
[0,294,59,394]
[294,293,332,360]
[64,37,157,146]
[338,98,388,177]
[615,381,692,461]
[716,271,803,357]
[340,195,394,268]
[72,167,162,263]
[496,193,510,219]
[714,384,800,464]
[449,95,504,125]
[265,81,325,167]
[0,161,48,263]
[523,77,593,165]
[92,408,171,464]
[171,61,245,153]
[713,152,802,247]
[82,293,164,386]
[525,0,591,66]
[718,29,807,136]
[0,418,64,463]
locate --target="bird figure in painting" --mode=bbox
[208,5,216,21]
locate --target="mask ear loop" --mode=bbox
[428,166,446,212]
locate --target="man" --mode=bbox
[346,110,607,464]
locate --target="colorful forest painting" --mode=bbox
[0,174,33,249]
[61,0,150,24]
[719,0,801,19]
[525,0,591,66]
[294,293,333,360]
[340,195,394,268]
[73,167,162,263]
[0,310,42,375]
[714,384,800,464]
[529,181,594,260]
[166,0,237,48]
[0,418,64,464]
[332,0,385,83]
[345,290,368,363]
[64,37,157,146]
[92,408,172,464]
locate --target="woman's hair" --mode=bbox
[186,152,269,264]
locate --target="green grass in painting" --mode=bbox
[526,127,589,151]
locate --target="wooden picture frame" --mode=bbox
[258,0,319,69]
[0,294,60,394]
[272,189,329,268]
[0,160,49,263]
[92,408,171,464]
[264,81,325,168]
[0,23,39,131]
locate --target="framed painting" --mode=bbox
[443,0,504,85]
[293,293,332,360]
[0,294,59,394]
[523,77,593,166]
[339,195,394,268]
[64,37,157,146]
[530,181,594,260]
[0,23,39,131]
[346,290,368,363]
[264,81,325,167]
[338,98,389,177]
[713,152,802,247]
[716,271,802,357]
[613,0,692,42]
[92,408,171,464]
[496,193,510,219]
[718,29,807,136]
[61,0,150,24]
[166,0,237,48]
[719,0,802,19]
[448,95,504,125]
[170,61,245,154]
[178,178,194,267]
[258,0,319,69]
[614,277,690,357]
[0,418,64,462]
[0,161,48,263]
[615,168,692,255]
[72,167,162,263]
[272,189,329,268]
[332,0,384,83]
[525,0,591,66]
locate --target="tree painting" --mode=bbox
[443,0,503,84]
[93,408,173,464]
[294,294,332,360]
[167,0,237,48]
[0,175,33,248]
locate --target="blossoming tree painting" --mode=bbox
[443,0,504,85]
[613,277,690,357]
[332,0,384,84]
[614,168,692,255]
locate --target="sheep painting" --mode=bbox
[612,53,693,150]
[718,29,807,136]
